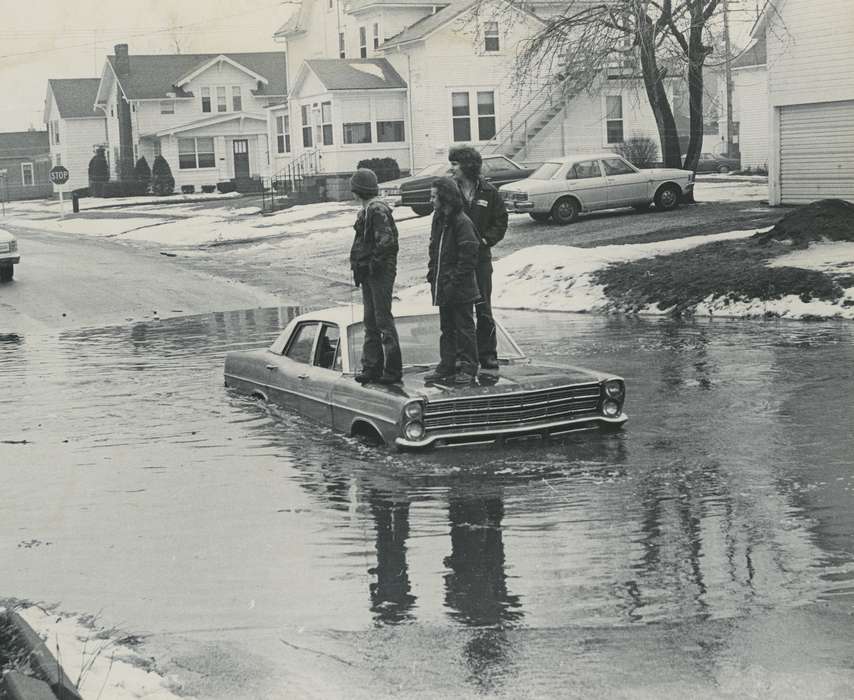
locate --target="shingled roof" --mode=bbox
[303,59,406,90]
[0,131,50,158]
[48,79,102,118]
[106,52,288,100]
[382,0,472,47]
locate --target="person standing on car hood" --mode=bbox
[449,146,508,371]
[349,168,402,384]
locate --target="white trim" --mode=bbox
[151,111,267,137]
[174,54,269,88]
[447,86,499,145]
[20,162,34,186]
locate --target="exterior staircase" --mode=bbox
[261,149,322,214]
[479,80,568,161]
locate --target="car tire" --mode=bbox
[718,165,730,173]
[529,212,551,223]
[551,197,579,225]
[0,265,12,282]
[654,185,681,212]
[410,204,433,217]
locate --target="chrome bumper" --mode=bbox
[396,412,627,448]
[503,200,534,212]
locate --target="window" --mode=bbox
[55,154,62,167]
[359,27,367,57]
[373,23,380,50]
[21,162,34,186]
[601,157,636,176]
[451,92,471,141]
[178,137,215,169]
[232,86,242,111]
[301,105,313,147]
[321,102,333,145]
[315,324,340,370]
[328,0,333,8]
[377,120,404,142]
[567,160,602,179]
[285,323,318,364]
[343,122,371,144]
[201,87,211,113]
[160,100,174,114]
[339,32,345,58]
[477,91,496,140]
[484,21,499,51]
[217,87,227,112]
[52,120,60,144]
[276,115,290,153]
[153,139,161,157]
[606,95,623,143]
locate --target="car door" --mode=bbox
[600,156,650,206]
[564,159,609,210]
[296,323,342,425]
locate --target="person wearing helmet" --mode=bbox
[349,167,403,384]
[448,146,508,371]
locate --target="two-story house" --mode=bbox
[44,78,107,191]
[93,44,287,191]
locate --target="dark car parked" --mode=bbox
[379,155,535,216]
[694,152,741,173]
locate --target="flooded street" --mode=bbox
[2,309,854,698]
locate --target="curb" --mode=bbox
[0,608,82,700]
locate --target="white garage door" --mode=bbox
[779,100,854,205]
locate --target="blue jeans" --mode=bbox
[361,266,402,378]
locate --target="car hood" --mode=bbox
[0,228,15,243]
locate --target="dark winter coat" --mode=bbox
[461,177,508,262]
[350,199,399,286]
[426,210,480,306]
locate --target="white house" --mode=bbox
[93,44,287,191]
[43,78,107,191]
[720,38,768,170]
[753,0,854,205]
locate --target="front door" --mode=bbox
[233,139,250,179]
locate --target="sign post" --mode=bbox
[49,166,70,219]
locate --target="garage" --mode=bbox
[779,99,854,205]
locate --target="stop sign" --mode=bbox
[49,166,70,185]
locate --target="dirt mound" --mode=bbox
[753,199,854,248]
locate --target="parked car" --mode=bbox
[499,153,695,224]
[694,152,741,173]
[224,305,627,450]
[0,229,19,282]
[379,155,535,216]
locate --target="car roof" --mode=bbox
[539,153,626,164]
[291,303,437,328]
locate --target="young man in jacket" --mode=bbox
[424,177,480,386]
[349,168,402,384]
[448,146,508,371]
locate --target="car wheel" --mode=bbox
[410,204,433,217]
[0,265,12,282]
[529,212,551,223]
[551,197,579,225]
[654,185,681,212]
[718,165,730,173]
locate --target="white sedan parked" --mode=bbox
[499,153,695,224]
[0,228,19,282]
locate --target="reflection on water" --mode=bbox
[2,307,854,696]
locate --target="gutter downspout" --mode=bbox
[400,47,416,174]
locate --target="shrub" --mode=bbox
[217,180,236,194]
[133,157,151,193]
[151,155,175,196]
[88,147,109,188]
[181,185,195,194]
[201,184,216,193]
[615,136,660,169]
[356,157,400,183]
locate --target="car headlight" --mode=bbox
[604,380,624,400]
[404,401,423,420]
[602,400,621,418]
[404,420,424,440]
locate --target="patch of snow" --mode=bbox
[694,180,769,202]
[7,216,171,237]
[350,63,386,81]
[767,241,854,274]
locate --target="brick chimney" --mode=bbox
[114,44,130,77]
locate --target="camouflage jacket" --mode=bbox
[349,199,399,285]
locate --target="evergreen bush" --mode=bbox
[151,155,175,196]
[88,147,109,192]
[356,157,401,183]
[133,157,151,193]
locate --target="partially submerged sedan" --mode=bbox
[499,153,694,224]
[224,305,627,449]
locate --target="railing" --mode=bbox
[261,149,321,214]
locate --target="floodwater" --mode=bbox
[1,310,853,699]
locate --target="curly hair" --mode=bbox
[431,176,464,216]
[448,145,482,179]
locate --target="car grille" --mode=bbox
[423,382,602,432]
[0,243,9,253]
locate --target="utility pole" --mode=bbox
[722,0,735,158]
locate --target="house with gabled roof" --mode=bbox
[44,78,107,191]
[93,44,287,191]
[0,131,52,201]
[726,36,768,171]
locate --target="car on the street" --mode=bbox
[0,229,19,282]
[693,152,741,173]
[379,155,535,216]
[224,305,627,450]
[498,153,695,224]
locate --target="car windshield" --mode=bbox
[417,162,452,177]
[347,314,524,370]
[528,162,563,180]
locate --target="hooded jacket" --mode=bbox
[349,199,399,286]
[426,210,480,306]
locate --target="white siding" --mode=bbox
[732,66,769,169]
[46,86,108,191]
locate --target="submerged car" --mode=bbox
[499,153,694,224]
[694,152,741,173]
[379,155,534,216]
[224,305,627,450]
[0,229,19,282]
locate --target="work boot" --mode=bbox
[354,370,380,384]
[480,358,500,370]
[424,366,454,383]
[451,372,475,386]
[377,374,402,385]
